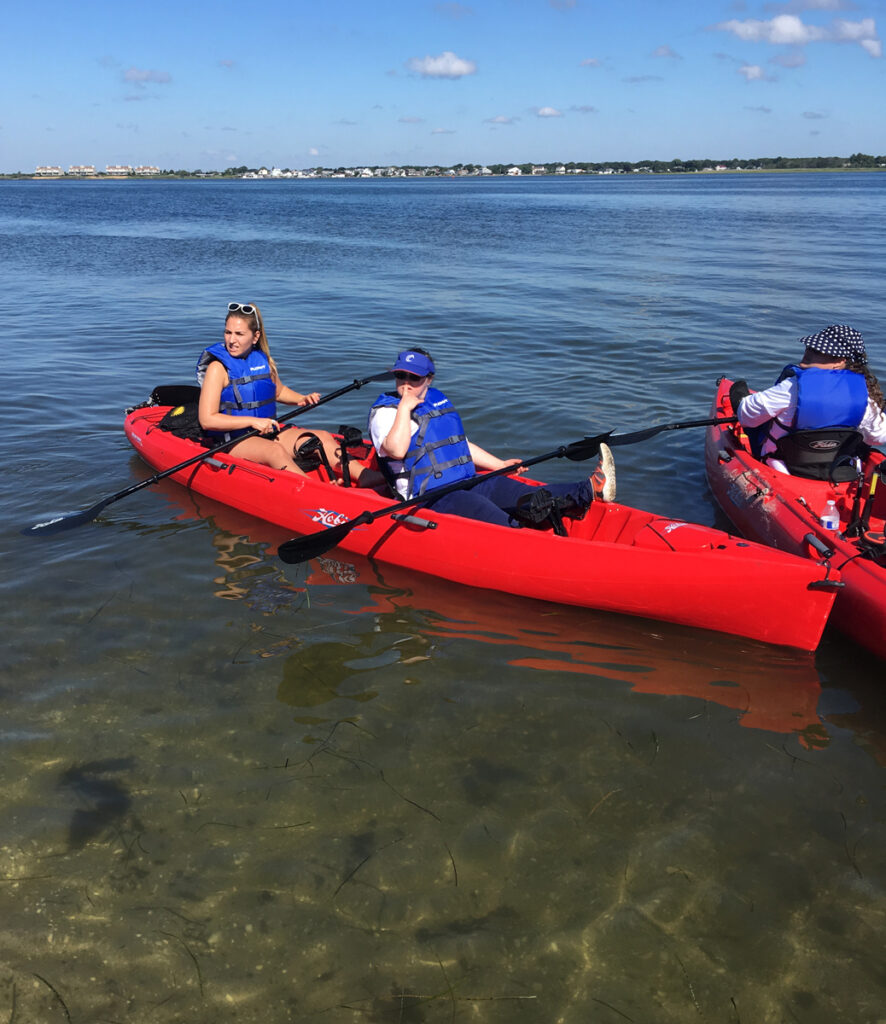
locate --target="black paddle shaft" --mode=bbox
[598,415,738,448]
[24,370,393,536]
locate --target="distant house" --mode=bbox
[360,167,374,177]
[480,166,493,175]
[507,166,522,176]
[68,165,96,176]
[555,165,566,175]
[105,165,132,176]
[134,166,160,176]
[35,165,63,176]
[531,165,546,175]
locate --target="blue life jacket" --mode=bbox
[777,364,868,430]
[370,387,475,498]
[196,342,277,439]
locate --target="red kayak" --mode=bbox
[125,401,840,650]
[705,377,886,659]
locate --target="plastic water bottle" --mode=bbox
[820,499,840,531]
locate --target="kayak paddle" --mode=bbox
[24,370,393,536]
[277,433,609,565]
[598,415,738,449]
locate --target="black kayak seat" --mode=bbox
[774,428,864,482]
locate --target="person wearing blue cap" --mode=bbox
[731,324,886,476]
[367,347,615,528]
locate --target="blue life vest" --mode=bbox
[196,342,277,439]
[370,387,475,497]
[777,364,868,430]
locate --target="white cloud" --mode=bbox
[309,147,320,156]
[405,51,477,78]
[717,14,823,44]
[431,128,456,134]
[484,114,517,124]
[535,106,563,117]
[714,14,881,55]
[652,45,682,59]
[123,67,172,86]
[738,63,769,79]
[580,57,601,67]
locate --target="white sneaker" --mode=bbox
[589,442,616,502]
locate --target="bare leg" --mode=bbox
[227,435,307,474]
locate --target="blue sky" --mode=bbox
[3,0,884,171]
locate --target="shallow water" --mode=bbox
[1,174,885,1021]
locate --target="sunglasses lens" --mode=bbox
[228,302,256,315]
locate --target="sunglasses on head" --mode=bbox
[228,302,257,317]
[394,371,425,383]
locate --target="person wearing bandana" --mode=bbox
[731,324,886,476]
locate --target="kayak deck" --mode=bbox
[125,403,840,650]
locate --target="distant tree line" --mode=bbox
[6,153,884,179]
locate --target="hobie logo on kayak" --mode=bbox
[808,439,840,451]
[308,508,350,528]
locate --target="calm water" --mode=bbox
[2,174,885,1022]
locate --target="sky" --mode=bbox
[2,0,884,172]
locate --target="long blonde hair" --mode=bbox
[226,303,279,381]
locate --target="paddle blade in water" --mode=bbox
[23,499,111,536]
[279,524,352,564]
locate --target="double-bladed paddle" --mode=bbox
[24,370,393,536]
[276,414,739,565]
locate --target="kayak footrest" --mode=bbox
[391,513,437,530]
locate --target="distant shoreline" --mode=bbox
[3,165,885,182]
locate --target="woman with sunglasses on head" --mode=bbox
[198,302,374,481]
[368,347,615,528]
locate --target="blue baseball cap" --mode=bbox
[392,350,435,377]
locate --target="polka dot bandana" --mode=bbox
[799,324,866,363]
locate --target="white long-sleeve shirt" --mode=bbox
[738,378,886,473]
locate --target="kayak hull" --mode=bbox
[125,404,838,650]
[705,378,886,659]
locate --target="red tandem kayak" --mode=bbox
[125,401,840,650]
[705,377,886,659]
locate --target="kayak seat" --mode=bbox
[774,428,864,482]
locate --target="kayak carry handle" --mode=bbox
[804,532,834,560]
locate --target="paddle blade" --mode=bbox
[563,433,612,461]
[278,521,357,564]
[23,499,111,536]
